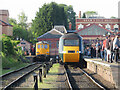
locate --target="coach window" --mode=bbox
[41,45,43,48]
[44,45,48,49]
[38,45,40,48]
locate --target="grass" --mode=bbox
[38,63,60,88]
[1,62,29,75]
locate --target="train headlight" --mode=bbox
[77,51,81,53]
[62,51,67,53]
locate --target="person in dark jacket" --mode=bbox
[91,45,94,58]
[114,44,119,63]
[110,38,114,63]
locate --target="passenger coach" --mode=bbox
[59,33,83,63]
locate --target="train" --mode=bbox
[33,33,84,64]
[59,33,83,63]
[33,41,50,62]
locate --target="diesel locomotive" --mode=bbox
[59,33,83,63]
[34,41,50,62]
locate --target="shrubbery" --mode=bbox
[2,34,25,68]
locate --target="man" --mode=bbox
[103,37,107,61]
[106,35,111,62]
[99,41,104,60]
[113,35,119,63]
[110,37,114,63]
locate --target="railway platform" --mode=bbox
[84,57,120,89]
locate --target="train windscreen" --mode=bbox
[64,39,79,46]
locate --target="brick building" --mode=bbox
[76,23,112,46]
[37,25,67,57]
[17,40,32,54]
[0,10,13,36]
[76,11,120,32]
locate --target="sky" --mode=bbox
[0,0,120,22]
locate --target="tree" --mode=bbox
[82,13,86,18]
[9,18,17,25]
[32,2,68,37]
[18,11,28,29]
[110,16,116,19]
[85,11,98,18]
[59,4,76,30]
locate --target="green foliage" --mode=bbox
[110,16,116,19]
[82,13,86,18]
[32,2,76,36]
[85,11,98,18]
[12,25,29,41]
[60,4,76,29]
[2,34,15,56]
[18,11,28,29]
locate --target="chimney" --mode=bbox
[79,11,81,18]
[0,10,9,23]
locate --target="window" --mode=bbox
[38,45,40,48]
[41,45,44,48]
[114,24,119,29]
[105,24,111,30]
[21,42,26,44]
[64,39,79,46]
[44,45,48,49]
[78,24,84,30]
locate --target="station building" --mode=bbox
[76,11,120,32]
[0,10,13,36]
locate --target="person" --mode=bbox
[96,42,99,58]
[114,44,119,63]
[99,41,104,60]
[106,35,111,62]
[113,35,119,63]
[91,44,94,58]
[110,37,114,63]
[103,37,107,61]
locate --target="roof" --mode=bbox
[54,25,67,33]
[60,33,82,39]
[0,20,12,27]
[37,29,64,39]
[76,24,112,36]
[67,30,76,33]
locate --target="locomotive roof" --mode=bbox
[37,41,48,44]
[61,33,82,39]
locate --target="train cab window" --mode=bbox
[41,45,44,48]
[44,45,48,49]
[38,45,40,48]
[64,39,79,46]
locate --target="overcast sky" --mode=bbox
[0,0,120,22]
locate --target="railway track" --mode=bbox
[64,64,106,90]
[0,63,42,90]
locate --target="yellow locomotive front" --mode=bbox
[35,41,49,61]
[63,39,80,62]
[59,33,83,63]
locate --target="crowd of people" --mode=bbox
[84,34,120,63]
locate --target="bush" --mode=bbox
[2,35,27,68]
[2,34,15,56]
